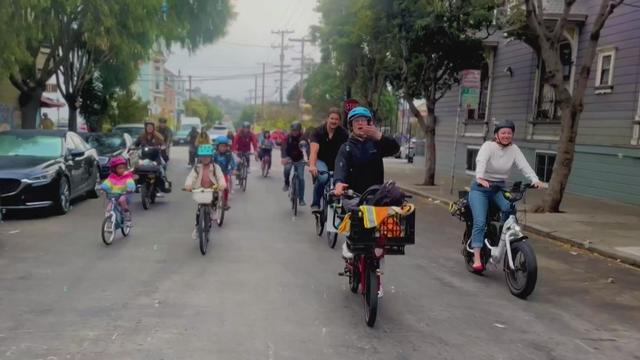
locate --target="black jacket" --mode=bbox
[281,134,305,162]
[334,135,400,194]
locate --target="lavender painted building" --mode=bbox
[432,0,640,205]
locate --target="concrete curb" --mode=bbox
[398,185,640,268]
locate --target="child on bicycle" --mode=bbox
[212,136,236,210]
[100,156,136,222]
[185,144,227,238]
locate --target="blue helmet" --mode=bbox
[347,106,372,122]
[197,144,214,157]
[215,135,229,146]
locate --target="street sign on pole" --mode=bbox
[343,98,360,127]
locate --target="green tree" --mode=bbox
[509,0,626,212]
[105,90,149,127]
[185,97,224,126]
[4,0,234,129]
[388,0,497,185]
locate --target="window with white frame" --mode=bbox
[535,151,556,183]
[595,47,615,92]
[465,146,480,173]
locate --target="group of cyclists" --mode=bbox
[99,104,544,273]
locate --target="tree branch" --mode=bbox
[405,96,428,133]
[553,0,577,40]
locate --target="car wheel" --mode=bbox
[87,166,100,199]
[54,178,71,215]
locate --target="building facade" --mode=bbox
[430,1,640,205]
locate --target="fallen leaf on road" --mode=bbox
[569,251,578,255]
[607,277,615,284]
[8,230,20,234]
[493,323,507,328]
[433,200,440,204]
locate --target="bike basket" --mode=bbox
[347,209,376,247]
[379,212,415,246]
[192,190,215,204]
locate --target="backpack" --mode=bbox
[371,181,406,206]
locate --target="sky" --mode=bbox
[165,0,322,103]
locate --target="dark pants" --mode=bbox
[284,161,305,201]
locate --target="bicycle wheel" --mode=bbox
[505,241,538,299]
[291,176,298,216]
[363,263,379,327]
[316,196,325,236]
[216,198,225,227]
[349,257,359,294]
[327,231,338,249]
[101,213,116,245]
[241,165,248,192]
[198,206,210,255]
[140,184,150,210]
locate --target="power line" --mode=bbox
[271,29,295,106]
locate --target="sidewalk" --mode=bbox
[385,158,640,267]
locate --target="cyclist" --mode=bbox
[469,120,544,272]
[134,121,165,148]
[309,107,349,212]
[213,136,237,210]
[281,121,307,206]
[258,129,275,170]
[185,144,227,239]
[334,107,400,197]
[187,126,199,167]
[100,156,136,223]
[233,122,259,172]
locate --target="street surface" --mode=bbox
[1,148,639,360]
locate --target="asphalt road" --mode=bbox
[1,147,639,360]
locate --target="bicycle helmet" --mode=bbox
[347,107,372,122]
[197,144,214,157]
[493,120,515,134]
[242,122,251,129]
[109,156,127,170]
[215,135,229,146]
[290,121,302,132]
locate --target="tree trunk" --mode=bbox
[18,87,44,129]
[68,105,78,132]
[423,100,437,186]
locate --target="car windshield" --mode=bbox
[0,134,63,157]
[85,134,125,154]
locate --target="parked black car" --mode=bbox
[0,130,100,215]
[80,132,134,179]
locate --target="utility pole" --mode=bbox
[271,29,294,106]
[290,37,313,121]
[259,62,267,120]
[188,75,193,100]
[254,75,258,106]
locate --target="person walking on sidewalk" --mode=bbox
[469,120,544,272]
[308,107,349,212]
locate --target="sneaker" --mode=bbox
[342,242,353,260]
[282,184,289,192]
[311,205,321,213]
[299,200,306,206]
[224,205,231,211]
[156,192,164,198]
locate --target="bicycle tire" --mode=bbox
[505,241,538,299]
[316,196,325,236]
[199,206,210,255]
[327,231,338,249]
[241,165,248,192]
[216,198,225,227]
[349,257,359,294]
[101,213,116,246]
[141,184,150,210]
[363,264,379,327]
[291,175,298,216]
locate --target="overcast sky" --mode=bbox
[165,0,321,103]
